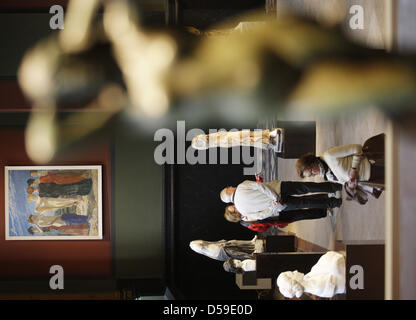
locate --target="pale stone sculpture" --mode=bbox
[191,128,283,152]
[189,236,264,261]
[223,258,257,273]
[189,236,264,273]
[276,251,346,299]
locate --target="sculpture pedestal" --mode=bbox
[264,235,296,253]
[277,121,316,159]
[344,240,385,300]
[236,272,271,290]
[236,235,296,290]
[256,252,324,279]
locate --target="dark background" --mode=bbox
[0,0,264,298]
[165,140,258,299]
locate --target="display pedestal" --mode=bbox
[344,240,385,300]
[277,121,316,159]
[256,252,324,279]
[236,272,271,290]
[263,234,296,252]
[236,235,304,290]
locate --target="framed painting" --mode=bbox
[5,165,102,240]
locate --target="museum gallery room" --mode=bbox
[0,0,416,301]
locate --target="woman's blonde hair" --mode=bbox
[224,205,241,223]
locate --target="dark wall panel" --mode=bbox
[0,129,112,277]
[167,143,258,299]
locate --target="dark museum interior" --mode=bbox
[0,0,416,301]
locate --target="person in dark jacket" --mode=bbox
[28,178,92,198]
[224,204,329,232]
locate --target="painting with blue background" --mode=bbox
[6,167,100,239]
[8,170,39,236]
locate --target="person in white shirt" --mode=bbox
[224,204,329,227]
[295,134,385,200]
[220,180,342,221]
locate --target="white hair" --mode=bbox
[220,188,232,203]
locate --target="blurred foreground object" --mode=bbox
[18,0,416,163]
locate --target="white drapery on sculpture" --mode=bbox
[189,237,264,274]
[189,236,264,261]
[276,251,346,299]
[191,128,283,151]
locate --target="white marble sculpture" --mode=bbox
[276,251,346,299]
[189,236,264,261]
[189,239,231,261]
[190,237,264,274]
[226,258,257,272]
[191,128,283,152]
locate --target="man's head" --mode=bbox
[27,186,35,194]
[224,205,241,223]
[220,186,236,203]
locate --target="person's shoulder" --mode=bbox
[241,180,257,185]
[264,179,281,184]
[237,180,258,190]
[322,149,334,160]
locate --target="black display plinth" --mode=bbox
[277,121,316,159]
[264,235,296,253]
[345,240,385,300]
[256,252,324,279]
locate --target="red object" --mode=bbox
[247,222,289,233]
[39,173,87,185]
[255,176,263,183]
